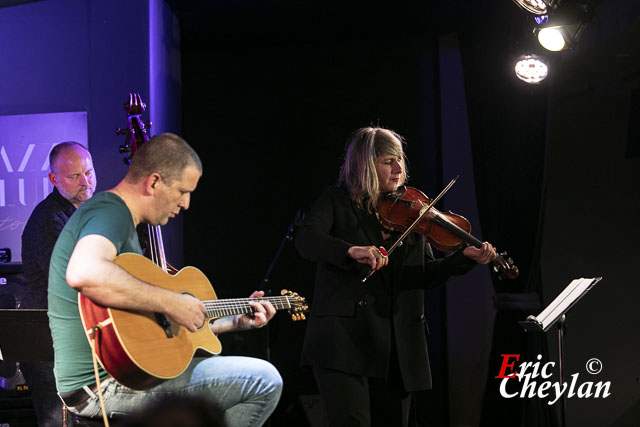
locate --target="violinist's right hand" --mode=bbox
[347,246,389,271]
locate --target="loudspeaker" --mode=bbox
[0,403,37,427]
[0,263,38,425]
[0,263,24,309]
[0,263,27,381]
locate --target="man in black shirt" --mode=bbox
[22,141,95,308]
[20,141,95,425]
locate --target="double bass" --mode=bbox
[115,93,170,271]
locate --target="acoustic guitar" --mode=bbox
[78,253,308,390]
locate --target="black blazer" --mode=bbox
[295,186,476,391]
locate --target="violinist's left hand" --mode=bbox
[463,242,496,264]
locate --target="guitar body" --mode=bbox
[78,253,222,390]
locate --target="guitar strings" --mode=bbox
[202,296,299,316]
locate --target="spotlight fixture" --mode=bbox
[534,2,594,51]
[514,54,549,84]
[537,27,567,51]
[512,0,558,15]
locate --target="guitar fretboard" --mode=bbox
[203,296,295,318]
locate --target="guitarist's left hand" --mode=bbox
[239,290,277,329]
[209,290,276,334]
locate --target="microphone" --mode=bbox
[286,210,305,241]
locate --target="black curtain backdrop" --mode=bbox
[458,6,556,426]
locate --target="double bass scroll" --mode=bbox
[116,93,152,166]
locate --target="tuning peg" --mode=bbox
[499,251,514,265]
[281,289,289,296]
[290,313,307,321]
[116,128,131,136]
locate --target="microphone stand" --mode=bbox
[258,211,305,362]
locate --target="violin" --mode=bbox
[377,185,519,280]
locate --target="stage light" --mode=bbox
[537,19,590,51]
[534,2,594,51]
[537,27,566,51]
[514,54,549,84]
[512,0,557,15]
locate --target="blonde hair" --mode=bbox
[337,127,408,212]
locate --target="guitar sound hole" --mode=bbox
[154,313,174,338]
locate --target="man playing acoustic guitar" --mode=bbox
[48,133,282,426]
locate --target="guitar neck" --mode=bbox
[203,296,294,318]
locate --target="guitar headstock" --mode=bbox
[492,251,519,280]
[280,289,309,321]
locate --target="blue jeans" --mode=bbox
[66,356,282,426]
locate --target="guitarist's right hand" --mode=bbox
[165,293,206,332]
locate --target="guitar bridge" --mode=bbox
[154,313,173,338]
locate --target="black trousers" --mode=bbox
[313,364,411,427]
[20,361,68,426]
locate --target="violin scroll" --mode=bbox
[492,251,519,280]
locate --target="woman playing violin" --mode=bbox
[295,126,496,426]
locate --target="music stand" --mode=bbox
[519,277,602,427]
[0,309,53,363]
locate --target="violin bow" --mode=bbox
[361,175,459,283]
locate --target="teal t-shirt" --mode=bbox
[48,192,142,393]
